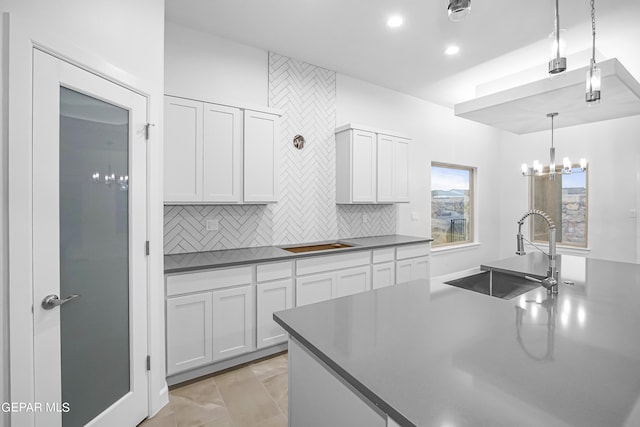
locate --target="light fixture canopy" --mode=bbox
[548,0,567,74]
[521,113,587,178]
[448,0,471,22]
[586,0,601,103]
[445,45,460,55]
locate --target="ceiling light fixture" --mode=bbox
[447,0,471,22]
[548,0,567,74]
[586,0,601,103]
[387,16,403,28]
[445,45,460,55]
[521,113,587,178]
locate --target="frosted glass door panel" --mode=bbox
[59,87,130,426]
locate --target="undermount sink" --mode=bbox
[444,270,540,300]
[281,242,355,253]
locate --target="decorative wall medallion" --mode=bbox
[293,134,305,149]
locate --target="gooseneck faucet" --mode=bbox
[516,210,558,294]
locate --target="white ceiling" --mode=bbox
[165,0,640,107]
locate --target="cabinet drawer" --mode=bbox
[257,261,293,283]
[396,243,430,260]
[296,250,371,276]
[372,248,394,264]
[166,266,252,296]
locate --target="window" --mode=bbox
[431,163,475,247]
[531,167,588,247]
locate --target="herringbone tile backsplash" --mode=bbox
[163,53,396,255]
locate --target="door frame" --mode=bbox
[6,13,167,426]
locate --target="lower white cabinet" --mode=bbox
[396,256,430,284]
[336,266,371,297]
[166,293,213,375]
[372,261,396,289]
[256,279,293,348]
[296,272,336,307]
[212,285,254,361]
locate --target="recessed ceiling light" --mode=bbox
[445,45,460,55]
[387,16,403,28]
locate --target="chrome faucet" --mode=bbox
[516,210,558,294]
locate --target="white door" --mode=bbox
[256,279,293,348]
[352,130,376,203]
[212,286,254,361]
[244,110,279,203]
[32,49,148,427]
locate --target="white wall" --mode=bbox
[336,74,504,276]
[1,0,166,423]
[165,21,268,105]
[498,115,640,263]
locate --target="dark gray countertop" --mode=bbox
[274,255,640,427]
[164,234,433,274]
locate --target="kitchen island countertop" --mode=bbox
[275,254,640,426]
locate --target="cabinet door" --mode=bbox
[203,103,243,203]
[164,96,203,202]
[296,272,336,307]
[376,134,395,203]
[372,262,396,289]
[336,266,371,297]
[396,259,414,285]
[166,293,213,375]
[212,285,253,361]
[244,110,279,203]
[414,256,430,280]
[352,130,377,203]
[256,279,293,348]
[394,138,410,202]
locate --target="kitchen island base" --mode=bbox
[289,337,400,427]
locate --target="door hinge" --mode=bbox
[145,240,150,256]
[145,123,155,141]
[146,355,151,371]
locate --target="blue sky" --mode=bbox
[432,166,470,191]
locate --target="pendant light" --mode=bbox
[549,0,566,74]
[448,0,471,22]
[586,0,601,103]
[521,113,587,178]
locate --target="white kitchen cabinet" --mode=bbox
[393,137,410,202]
[166,292,213,375]
[396,243,431,284]
[336,129,377,203]
[376,134,395,203]
[296,272,336,307]
[212,285,254,361]
[256,278,293,348]
[336,266,371,297]
[164,96,203,202]
[336,124,410,204]
[203,102,243,202]
[372,261,396,289]
[244,110,279,203]
[164,95,281,204]
[396,256,430,284]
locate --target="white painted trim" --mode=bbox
[335,123,411,140]
[0,12,9,427]
[164,92,283,116]
[7,12,167,424]
[431,242,482,255]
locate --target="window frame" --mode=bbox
[430,162,476,248]
[529,165,589,248]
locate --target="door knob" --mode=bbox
[41,294,80,310]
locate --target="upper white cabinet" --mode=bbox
[164,97,203,202]
[244,110,280,203]
[336,124,410,204]
[203,103,243,202]
[164,95,281,204]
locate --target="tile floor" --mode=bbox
[139,352,288,427]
